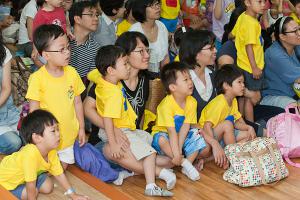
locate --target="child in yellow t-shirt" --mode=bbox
[290,0,300,24]
[199,65,256,169]
[92,45,174,197]
[151,62,209,181]
[231,0,265,122]
[0,110,89,200]
[26,24,86,169]
[116,0,136,36]
[160,0,181,32]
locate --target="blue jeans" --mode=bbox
[0,131,22,154]
[260,95,296,109]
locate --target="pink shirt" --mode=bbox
[33,7,66,33]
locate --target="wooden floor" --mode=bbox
[1,156,300,200]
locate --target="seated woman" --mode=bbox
[261,16,300,109]
[0,37,22,154]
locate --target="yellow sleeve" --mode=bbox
[156,102,175,127]
[25,73,41,101]
[72,68,85,96]
[232,98,242,121]
[23,151,38,182]
[98,89,123,118]
[48,150,63,176]
[200,100,224,127]
[184,97,197,124]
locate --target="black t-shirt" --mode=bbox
[88,70,158,130]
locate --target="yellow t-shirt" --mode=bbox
[290,13,300,24]
[116,19,132,36]
[174,55,179,61]
[26,66,85,150]
[231,12,264,73]
[161,0,180,19]
[0,144,63,190]
[199,94,242,128]
[152,95,197,135]
[94,76,137,130]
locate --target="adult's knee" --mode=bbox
[0,132,22,154]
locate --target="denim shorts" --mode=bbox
[242,69,265,91]
[159,17,178,33]
[10,173,48,199]
[152,128,207,157]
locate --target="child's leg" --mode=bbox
[194,144,212,171]
[57,145,75,171]
[238,97,245,116]
[142,153,156,185]
[244,90,261,122]
[213,120,235,145]
[156,155,174,169]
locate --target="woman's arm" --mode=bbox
[26,17,34,41]
[0,57,12,107]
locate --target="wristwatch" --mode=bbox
[64,188,75,196]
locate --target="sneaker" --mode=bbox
[182,166,200,181]
[144,186,173,197]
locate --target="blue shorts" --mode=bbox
[152,128,207,157]
[10,173,48,199]
[213,129,240,148]
[160,17,178,33]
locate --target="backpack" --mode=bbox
[266,103,300,167]
[73,141,119,182]
[223,137,289,187]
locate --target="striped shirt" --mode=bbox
[69,35,100,78]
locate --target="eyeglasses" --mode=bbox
[132,48,151,55]
[283,27,300,36]
[45,46,71,54]
[201,43,216,51]
[148,2,161,9]
[82,13,100,18]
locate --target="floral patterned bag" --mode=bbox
[223,137,289,187]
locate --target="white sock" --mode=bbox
[146,183,157,190]
[158,168,176,190]
[181,159,200,181]
[113,170,134,186]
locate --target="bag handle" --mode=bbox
[284,155,300,168]
[285,103,300,115]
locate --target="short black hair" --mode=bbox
[160,61,190,94]
[179,29,215,68]
[20,109,58,144]
[174,26,193,47]
[69,1,97,27]
[124,0,135,19]
[291,0,300,6]
[215,64,243,94]
[36,0,44,7]
[115,31,149,54]
[95,45,126,76]
[33,24,65,55]
[132,0,160,23]
[100,0,125,16]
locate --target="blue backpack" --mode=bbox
[74,141,119,182]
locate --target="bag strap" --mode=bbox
[284,155,300,168]
[249,151,267,185]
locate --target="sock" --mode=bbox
[146,183,157,190]
[158,168,176,190]
[113,170,134,186]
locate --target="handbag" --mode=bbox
[223,137,289,187]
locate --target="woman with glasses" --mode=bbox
[261,16,300,109]
[129,0,169,73]
[85,31,159,145]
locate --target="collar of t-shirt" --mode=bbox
[102,13,118,33]
[71,34,93,48]
[189,67,213,102]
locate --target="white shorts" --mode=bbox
[57,145,75,164]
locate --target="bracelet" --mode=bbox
[64,188,75,196]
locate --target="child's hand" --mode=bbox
[252,67,262,79]
[69,193,90,200]
[78,128,86,147]
[114,128,130,151]
[211,141,226,168]
[247,125,256,140]
[172,154,183,166]
[110,142,124,159]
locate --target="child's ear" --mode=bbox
[169,83,176,92]
[223,82,230,91]
[41,51,50,61]
[244,0,251,7]
[32,133,42,144]
[107,66,115,75]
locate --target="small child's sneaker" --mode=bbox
[113,170,134,186]
[158,168,176,190]
[144,186,173,197]
[181,160,200,181]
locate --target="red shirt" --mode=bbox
[33,7,66,33]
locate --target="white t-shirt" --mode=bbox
[212,0,235,41]
[18,0,38,45]
[129,20,168,73]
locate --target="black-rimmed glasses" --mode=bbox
[82,13,100,18]
[201,43,216,51]
[283,27,300,36]
[45,46,71,54]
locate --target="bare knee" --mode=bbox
[158,136,168,147]
[223,120,234,132]
[199,145,212,158]
[39,177,53,194]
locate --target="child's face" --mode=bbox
[41,123,60,150]
[171,70,194,96]
[62,0,73,11]
[79,7,99,32]
[246,0,265,15]
[128,38,150,70]
[46,0,63,8]
[113,55,130,80]
[228,76,245,97]
[43,34,70,67]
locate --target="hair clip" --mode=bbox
[182,26,186,33]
